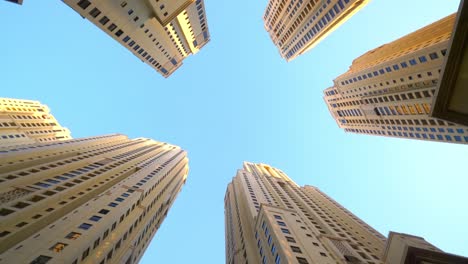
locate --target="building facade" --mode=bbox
[0,98,71,149]
[0,134,189,264]
[63,0,210,77]
[224,162,468,264]
[324,14,468,144]
[263,0,369,61]
[225,162,387,264]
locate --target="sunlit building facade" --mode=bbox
[0,134,189,264]
[263,0,369,61]
[0,98,71,149]
[324,14,468,144]
[224,162,468,264]
[63,0,210,77]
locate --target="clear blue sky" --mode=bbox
[1,0,467,262]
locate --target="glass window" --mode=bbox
[78,223,92,230]
[277,221,286,226]
[89,215,102,222]
[30,255,52,264]
[77,0,91,9]
[50,242,68,252]
[89,8,101,18]
[99,209,110,215]
[65,232,81,240]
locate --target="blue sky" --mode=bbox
[1,0,467,262]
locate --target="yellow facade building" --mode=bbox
[63,0,210,77]
[324,14,468,144]
[0,134,189,264]
[224,162,467,264]
[263,0,369,61]
[0,98,71,149]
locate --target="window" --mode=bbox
[50,242,68,253]
[281,228,290,234]
[77,0,90,10]
[89,8,101,18]
[277,221,286,226]
[429,52,439,60]
[275,254,281,264]
[89,215,102,222]
[78,223,92,230]
[291,246,302,253]
[320,252,327,257]
[82,247,90,260]
[108,202,118,207]
[419,56,427,63]
[65,232,81,240]
[115,30,124,37]
[99,16,109,25]
[30,255,52,264]
[93,238,100,249]
[108,24,117,32]
[285,236,296,243]
[296,257,309,264]
[99,209,110,215]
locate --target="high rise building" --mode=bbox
[63,0,210,77]
[0,97,71,149]
[225,162,386,264]
[324,13,468,144]
[263,0,369,61]
[0,134,189,264]
[224,162,468,264]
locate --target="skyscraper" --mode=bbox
[0,97,71,149]
[224,162,468,264]
[63,0,210,77]
[0,134,189,264]
[324,13,468,144]
[263,0,369,61]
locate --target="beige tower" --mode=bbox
[225,162,386,264]
[0,134,189,264]
[324,14,468,144]
[63,0,210,77]
[263,0,369,61]
[0,98,71,149]
[224,162,468,264]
